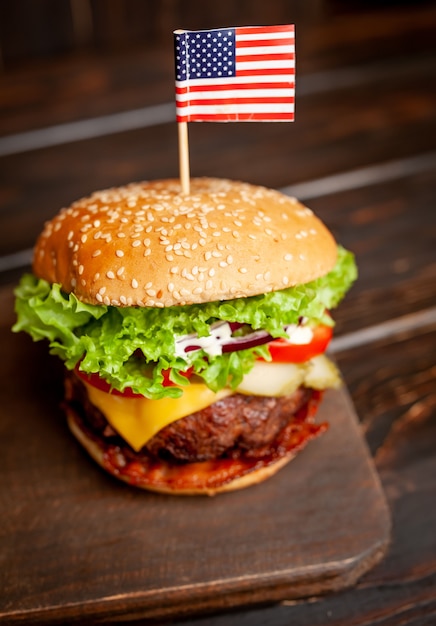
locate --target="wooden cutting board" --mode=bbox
[0,287,390,624]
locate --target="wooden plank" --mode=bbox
[0,3,435,135]
[307,167,436,335]
[0,286,389,623]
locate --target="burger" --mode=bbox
[13,178,357,495]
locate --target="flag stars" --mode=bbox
[175,28,236,80]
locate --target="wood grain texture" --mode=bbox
[0,287,389,624]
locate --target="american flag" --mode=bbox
[174,25,295,122]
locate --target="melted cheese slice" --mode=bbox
[84,381,233,452]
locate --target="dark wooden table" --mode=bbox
[1,1,435,624]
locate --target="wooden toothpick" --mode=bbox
[178,121,190,195]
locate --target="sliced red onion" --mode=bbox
[174,319,311,360]
[221,329,273,353]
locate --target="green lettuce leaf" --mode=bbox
[13,245,357,399]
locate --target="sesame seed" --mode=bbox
[116,250,124,257]
[116,267,125,277]
[219,261,227,268]
[98,286,106,295]
[120,296,127,305]
[131,279,138,289]
[170,267,179,274]
[146,289,157,296]
[239,267,248,274]
[103,296,110,305]
[106,271,115,279]
[96,293,103,303]
[208,268,215,277]
[284,253,293,261]
[78,265,84,275]
[132,240,141,247]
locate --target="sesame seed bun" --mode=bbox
[33,178,337,307]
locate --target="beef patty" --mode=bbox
[64,372,312,463]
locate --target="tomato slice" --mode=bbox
[266,324,333,363]
[161,367,194,387]
[74,365,194,397]
[74,367,143,397]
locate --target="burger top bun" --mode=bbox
[33,178,338,307]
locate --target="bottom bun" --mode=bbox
[65,391,325,496]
